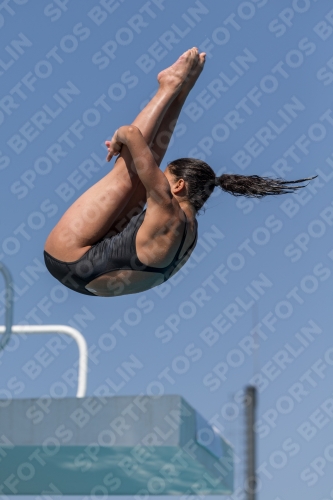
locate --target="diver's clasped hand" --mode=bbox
[105,129,122,162]
[105,125,142,162]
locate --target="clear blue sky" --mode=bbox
[1,0,333,498]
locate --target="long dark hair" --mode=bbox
[167,158,316,213]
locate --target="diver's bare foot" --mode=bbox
[157,48,199,93]
[178,52,206,101]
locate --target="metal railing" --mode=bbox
[0,262,13,351]
[0,263,88,398]
[0,325,88,397]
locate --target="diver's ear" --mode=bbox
[173,178,186,193]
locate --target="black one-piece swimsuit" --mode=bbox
[44,210,198,296]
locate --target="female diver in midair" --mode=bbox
[44,48,314,297]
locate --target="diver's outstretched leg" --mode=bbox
[44,49,198,262]
[110,52,206,233]
[152,51,206,164]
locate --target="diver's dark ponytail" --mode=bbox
[215,173,317,198]
[167,157,317,213]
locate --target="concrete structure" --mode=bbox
[0,395,233,495]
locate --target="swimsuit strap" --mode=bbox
[163,213,198,280]
[172,210,190,263]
